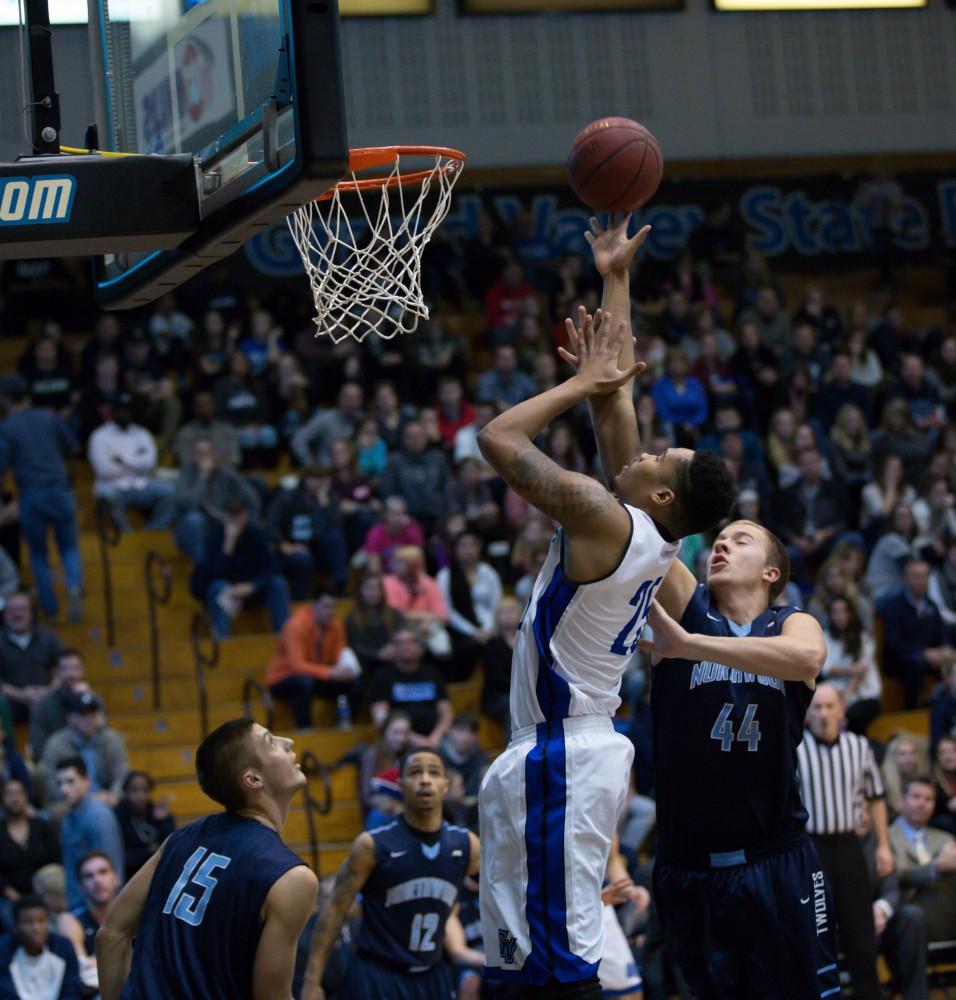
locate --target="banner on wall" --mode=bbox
[238,169,956,286]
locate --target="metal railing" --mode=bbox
[94,498,121,647]
[144,551,172,710]
[241,677,274,731]
[298,750,333,875]
[190,610,220,740]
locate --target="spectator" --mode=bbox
[56,851,119,992]
[87,393,174,531]
[0,376,83,622]
[845,327,884,390]
[886,354,947,436]
[861,454,917,540]
[881,734,930,819]
[481,596,520,736]
[888,776,956,943]
[0,781,58,920]
[730,321,779,426]
[0,896,82,1000]
[367,628,453,749]
[439,713,487,799]
[78,314,122,383]
[453,401,498,470]
[266,591,361,729]
[361,496,425,576]
[148,293,194,346]
[75,350,122,443]
[379,421,451,533]
[0,593,62,724]
[192,309,234,392]
[168,435,260,564]
[807,556,873,630]
[878,559,954,710]
[41,692,129,809]
[930,663,956,758]
[344,574,406,676]
[436,532,503,681]
[357,711,411,819]
[872,398,934,489]
[866,503,921,601]
[355,417,387,480]
[932,736,956,837]
[237,308,283,375]
[28,650,88,761]
[29,867,66,922]
[929,541,956,629]
[328,437,379,554]
[475,345,536,411]
[370,381,412,452]
[435,378,475,449]
[382,546,451,659]
[794,285,843,345]
[0,723,30,800]
[291,382,364,468]
[765,407,799,488]
[213,349,278,468]
[912,479,956,559]
[267,467,348,599]
[173,391,241,471]
[119,327,182,453]
[780,322,830,384]
[190,497,291,638]
[270,352,312,443]
[650,348,708,441]
[828,403,873,504]
[113,772,175,879]
[736,284,791,355]
[820,597,881,736]
[54,758,124,911]
[484,260,534,336]
[17,332,76,418]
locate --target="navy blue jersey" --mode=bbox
[651,585,813,867]
[356,816,471,972]
[122,812,303,1000]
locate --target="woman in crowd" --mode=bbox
[436,532,503,682]
[819,597,882,736]
[829,403,873,507]
[861,453,917,540]
[881,733,930,819]
[912,477,956,559]
[808,557,874,629]
[328,437,379,553]
[932,734,956,836]
[114,771,176,879]
[0,780,58,929]
[358,711,411,819]
[372,381,411,451]
[865,502,920,601]
[345,573,406,677]
[765,407,799,488]
[872,397,934,487]
[481,597,522,739]
[844,326,883,389]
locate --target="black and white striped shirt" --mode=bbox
[796,729,885,835]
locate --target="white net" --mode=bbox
[287,151,463,343]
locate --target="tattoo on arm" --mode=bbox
[507,447,613,522]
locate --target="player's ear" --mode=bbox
[762,564,781,589]
[650,485,675,508]
[240,767,262,792]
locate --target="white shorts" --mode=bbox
[479,715,634,986]
[599,903,642,995]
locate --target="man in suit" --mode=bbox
[888,775,956,943]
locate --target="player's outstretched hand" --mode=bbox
[637,600,691,661]
[586,213,652,277]
[563,308,645,396]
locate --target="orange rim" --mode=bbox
[319,145,466,201]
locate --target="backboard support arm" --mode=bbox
[23,0,61,155]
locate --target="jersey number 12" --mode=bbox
[162,846,232,927]
[409,912,439,952]
[710,703,761,752]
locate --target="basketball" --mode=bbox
[567,116,663,213]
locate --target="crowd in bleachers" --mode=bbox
[0,189,953,996]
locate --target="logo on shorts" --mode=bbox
[498,929,518,965]
[811,870,828,936]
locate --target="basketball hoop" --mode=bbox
[287,145,465,343]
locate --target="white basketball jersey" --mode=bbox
[510,504,680,730]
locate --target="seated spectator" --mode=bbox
[444,459,501,540]
[930,542,956,630]
[173,391,241,470]
[795,285,843,346]
[475,345,536,410]
[267,467,348,599]
[41,692,129,810]
[328,437,379,553]
[871,398,935,489]
[361,496,425,576]
[266,592,361,729]
[237,308,283,375]
[827,403,872,504]
[481,597,520,736]
[169,435,261,564]
[383,546,451,659]
[28,650,88,761]
[0,593,62,725]
[886,353,947,437]
[865,503,920,601]
[780,322,830,384]
[213,350,278,468]
[87,394,174,531]
[367,629,453,749]
[113,772,175,879]
[730,321,779,426]
[269,352,312,442]
[820,597,881,736]
[889,776,956,943]
[17,331,76,419]
[807,558,873,630]
[877,559,954,709]
[932,736,956,837]
[736,284,791,355]
[912,478,956,562]
[0,724,30,800]
[816,353,872,434]
[484,261,535,340]
[345,574,406,676]
[54,759,124,911]
[56,851,119,992]
[148,292,195,347]
[191,309,235,392]
[379,420,451,534]
[190,497,290,638]
[650,348,708,443]
[75,349,122,443]
[436,532,503,681]
[0,896,82,999]
[369,381,412,452]
[0,781,58,923]
[355,417,387,480]
[434,376,474,448]
[861,453,916,541]
[29,867,67,921]
[291,382,364,467]
[845,326,883,390]
[930,664,956,758]
[357,711,411,819]
[120,327,182,454]
[364,769,404,831]
[882,734,930,819]
[765,407,799,488]
[453,401,497,471]
[439,714,487,799]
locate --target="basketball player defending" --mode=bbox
[578,215,851,998]
[476,313,736,997]
[301,749,479,1000]
[96,719,317,1000]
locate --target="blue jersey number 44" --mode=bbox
[710,702,761,752]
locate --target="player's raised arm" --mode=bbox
[252,865,319,1000]
[96,847,163,1000]
[301,832,377,1000]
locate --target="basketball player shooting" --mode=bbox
[476,312,736,998]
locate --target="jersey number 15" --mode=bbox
[610,577,663,656]
[163,846,232,927]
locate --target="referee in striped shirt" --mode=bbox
[798,682,892,1000]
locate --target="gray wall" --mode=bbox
[2,0,955,166]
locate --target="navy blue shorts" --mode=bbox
[654,836,841,1000]
[343,954,454,1000]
